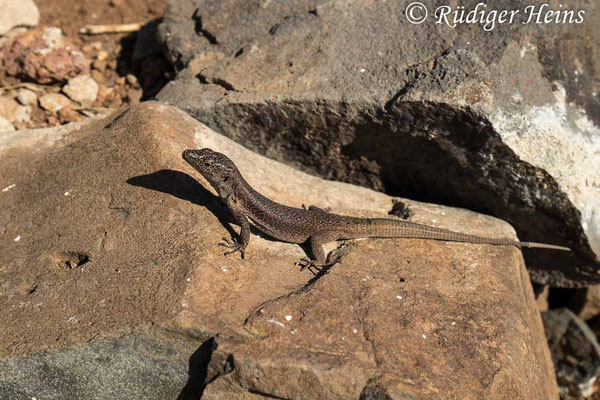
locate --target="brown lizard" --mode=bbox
[182,148,570,271]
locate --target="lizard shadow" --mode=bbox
[126,169,286,245]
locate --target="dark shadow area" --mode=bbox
[127,169,288,246]
[177,338,215,400]
[127,169,237,240]
[116,18,175,100]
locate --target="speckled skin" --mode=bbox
[182,149,570,267]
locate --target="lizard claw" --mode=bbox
[218,237,246,259]
[294,257,329,276]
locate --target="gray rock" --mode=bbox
[0,329,203,400]
[0,0,39,35]
[157,0,600,287]
[16,88,37,106]
[63,75,99,104]
[0,116,15,132]
[39,93,71,112]
[542,308,600,399]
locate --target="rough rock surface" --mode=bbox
[0,102,557,398]
[1,26,90,83]
[0,0,39,35]
[39,92,71,112]
[543,308,600,399]
[62,74,99,105]
[157,0,600,287]
[0,329,202,400]
[16,88,37,106]
[0,116,15,132]
[0,96,30,124]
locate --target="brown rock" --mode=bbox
[92,59,107,71]
[16,88,37,106]
[0,96,30,123]
[63,75,99,105]
[39,93,71,112]
[0,102,558,399]
[58,107,81,124]
[90,69,105,83]
[1,26,90,84]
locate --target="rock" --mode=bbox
[97,50,109,61]
[0,116,15,132]
[63,75,99,105]
[0,102,558,399]
[1,26,90,83]
[157,0,600,287]
[0,329,203,400]
[16,88,37,106]
[543,308,600,399]
[39,93,71,112]
[0,0,39,35]
[0,96,30,123]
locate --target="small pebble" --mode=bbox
[14,236,21,242]
[16,88,37,105]
[220,265,228,272]
[64,191,70,196]
[186,278,191,282]
[396,295,403,300]
[63,75,99,104]
[39,93,71,112]
[285,315,292,321]
[422,334,427,339]
[126,73,138,86]
[97,50,109,61]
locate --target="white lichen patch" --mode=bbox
[492,82,600,256]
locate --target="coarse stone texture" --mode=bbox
[0,26,90,83]
[16,88,37,106]
[0,329,203,400]
[0,102,558,398]
[0,116,15,132]
[0,96,30,124]
[157,0,600,287]
[63,74,99,104]
[39,92,71,112]
[0,0,39,35]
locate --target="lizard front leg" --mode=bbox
[218,207,250,259]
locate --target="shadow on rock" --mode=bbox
[126,169,236,238]
[177,338,216,400]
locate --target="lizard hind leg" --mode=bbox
[295,232,343,275]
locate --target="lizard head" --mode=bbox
[182,148,239,198]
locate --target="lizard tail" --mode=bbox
[518,242,571,251]
[359,218,571,251]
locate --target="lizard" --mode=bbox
[182,148,570,272]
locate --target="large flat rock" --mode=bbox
[157,0,600,287]
[0,102,557,398]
